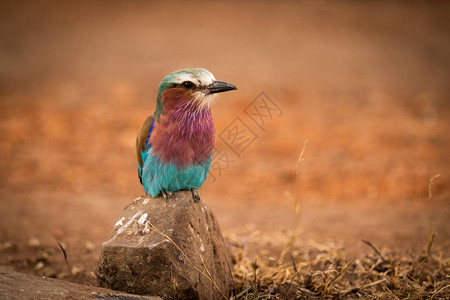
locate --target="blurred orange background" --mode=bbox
[0,0,448,283]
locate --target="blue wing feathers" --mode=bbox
[145,120,155,148]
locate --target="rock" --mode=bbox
[96,191,231,300]
[0,266,161,300]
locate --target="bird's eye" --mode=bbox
[182,81,195,89]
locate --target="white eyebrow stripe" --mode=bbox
[171,71,215,86]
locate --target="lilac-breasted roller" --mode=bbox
[136,68,237,201]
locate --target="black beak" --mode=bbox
[206,81,237,94]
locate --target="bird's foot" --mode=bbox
[191,189,200,203]
[161,190,168,201]
[161,190,175,202]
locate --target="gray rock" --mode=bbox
[0,266,160,300]
[96,191,232,300]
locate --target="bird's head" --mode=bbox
[154,68,237,119]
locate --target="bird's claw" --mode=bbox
[161,190,175,202]
[191,189,200,203]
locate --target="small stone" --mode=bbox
[41,266,57,278]
[1,241,13,250]
[85,241,95,252]
[71,265,82,275]
[96,191,231,299]
[35,261,45,270]
[28,237,40,247]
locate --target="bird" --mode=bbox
[136,68,237,202]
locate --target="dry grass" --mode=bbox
[226,233,449,299]
[226,175,449,299]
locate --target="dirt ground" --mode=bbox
[0,0,449,291]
